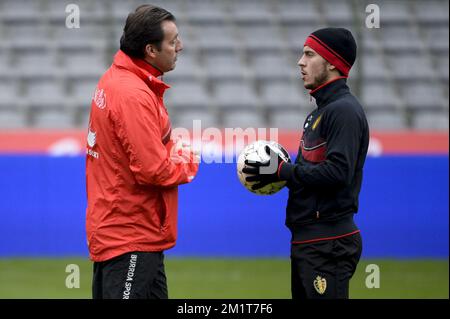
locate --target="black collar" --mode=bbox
[310,77,350,109]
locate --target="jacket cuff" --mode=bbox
[278,162,294,181]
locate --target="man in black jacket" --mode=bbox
[244,28,369,299]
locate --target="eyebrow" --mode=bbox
[171,34,179,41]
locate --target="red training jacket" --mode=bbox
[86,50,199,262]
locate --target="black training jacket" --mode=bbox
[279,78,369,242]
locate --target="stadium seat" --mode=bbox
[380,26,424,53]
[52,22,108,49]
[172,110,218,130]
[377,0,412,25]
[0,48,8,68]
[346,57,360,80]
[422,26,450,54]
[222,110,265,129]
[79,107,91,128]
[270,110,310,130]
[193,23,238,52]
[359,29,381,54]
[229,0,275,24]
[70,78,98,104]
[151,0,183,18]
[260,80,309,111]
[0,0,42,20]
[165,80,212,111]
[277,0,320,24]
[183,0,227,23]
[203,51,247,81]
[0,109,28,129]
[0,78,21,107]
[360,53,389,81]
[401,83,448,111]
[3,22,50,50]
[111,21,126,46]
[386,54,436,81]
[414,0,450,25]
[47,0,108,21]
[412,111,449,130]
[434,53,450,82]
[14,48,60,77]
[214,81,261,111]
[32,108,75,129]
[0,0,448,130]
[361,83,403,111]
[250,53,298,81]
[24,77,67,104]
[110,0,141,20]
[239,25,285,52]
[283,22,324,54]
[61,49,107,77]
[321,1,353,25]
[367,110,408,130]
[168,51,203,80]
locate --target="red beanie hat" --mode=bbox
[304,27,357,77]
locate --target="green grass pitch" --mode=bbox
[0,258,447,299]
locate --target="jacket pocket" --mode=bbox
[152,193,167,231]
[160,187,178,231]
[317,189,342,219]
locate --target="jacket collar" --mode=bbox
[113,50,170,97]
[310,76,349,108]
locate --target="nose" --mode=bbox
[176,38,183,52]
[298,54,306,67]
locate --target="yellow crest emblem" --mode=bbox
[312,114,322,130]
[313,275,327,295]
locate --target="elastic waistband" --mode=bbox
[289,214,358,244]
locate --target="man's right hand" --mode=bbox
[171,139,200,164]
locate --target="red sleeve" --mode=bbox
[112,89,198,187]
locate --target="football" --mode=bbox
[237,140,291,195]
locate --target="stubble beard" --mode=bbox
[304,63,329,90]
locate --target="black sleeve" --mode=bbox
[279,103,363,189]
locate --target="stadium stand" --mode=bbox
[0,0,448,131]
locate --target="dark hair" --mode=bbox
[119,5,175,58]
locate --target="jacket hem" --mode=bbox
[89,243,175,262]
[288,214,358,243]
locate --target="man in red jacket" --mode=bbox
[86,5,199,299]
